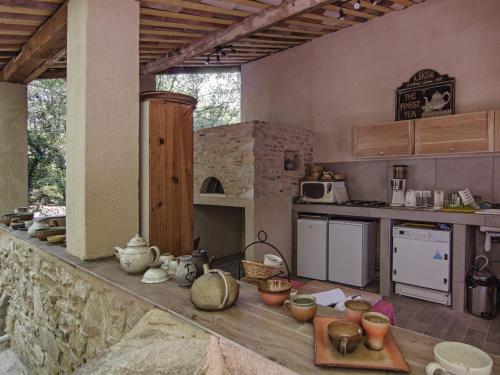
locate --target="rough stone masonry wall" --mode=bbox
[194,122,255,199]
[0,230,152,375]
[194,121,313,199]
[253,122,313,199]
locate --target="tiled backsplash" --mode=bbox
[321,155,500,203]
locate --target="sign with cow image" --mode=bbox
[395,69,455,121]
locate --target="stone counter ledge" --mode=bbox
[0,227,296,375]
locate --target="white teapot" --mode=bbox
[114,234,160,274]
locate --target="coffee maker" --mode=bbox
[390,165,407,207]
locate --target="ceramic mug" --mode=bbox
[159,253,174,265]
[327,320,363,355]
[345,299,371,326]
[361,312,390,351]
[426,342,493,375]
[284,294,317,322]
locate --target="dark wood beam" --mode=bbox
[0,2,67,83]
[141,0,335,75]
[162,65,241,75]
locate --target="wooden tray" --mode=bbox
[313,316,410,372]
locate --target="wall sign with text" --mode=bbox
[395,69,455,121]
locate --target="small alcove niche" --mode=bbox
[200,177,225,196]
[284,150,302,172]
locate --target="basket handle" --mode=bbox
[239,230,290,281]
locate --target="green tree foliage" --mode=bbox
[28,79,66,205]
[157,72,240,129]
[26,73,241,206]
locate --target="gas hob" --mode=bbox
[336,200,387,208]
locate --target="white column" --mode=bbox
[66,0,139,259]
[0,82,27,214]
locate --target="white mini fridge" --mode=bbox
[328,220,376,287]
[297,216,328,280]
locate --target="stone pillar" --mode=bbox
[140,74,156,92]
[0,82,27,214]
[66,0,139,259]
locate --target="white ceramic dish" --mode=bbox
[264,254,283,267]
[141,265,169,284]
[426,342,492,375]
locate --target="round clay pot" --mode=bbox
[345,299,371,326]
[284,294,317,322]
[257,279,296,306]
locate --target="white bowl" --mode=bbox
[264,254,283,267]
[141,266,169,284]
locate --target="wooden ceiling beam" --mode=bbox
[142,0,335,75]
[0,2,67,82]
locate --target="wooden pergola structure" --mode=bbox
[0,0,420,261]
[0,0,420,82]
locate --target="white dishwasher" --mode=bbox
[297,216,328,280]
[392,225,451,305]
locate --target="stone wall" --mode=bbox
[194,121,313,200]
[0,230,152,374]
[194,122,255,199]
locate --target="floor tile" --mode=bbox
[483,340,500,356]
[463,328,486,348]
[469,316,491,333]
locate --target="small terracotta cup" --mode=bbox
[257,279,297,306]
[345,299,371,326]
[284,294,317,322]
[361,312,390,351]
[327,320,363,355]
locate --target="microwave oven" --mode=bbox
[300,181,336,203]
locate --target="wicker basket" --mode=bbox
[241,259,282,280]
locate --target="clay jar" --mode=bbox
[190,265,240,311]
[361,312,390,351]
[345,299,371,326]
[175,255,197,287]
[284,294,317,322]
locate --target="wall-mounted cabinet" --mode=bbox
[353,109,498,158]
[352,120,414,158]
[415,111,494,155]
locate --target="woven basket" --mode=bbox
[241,260,282,280]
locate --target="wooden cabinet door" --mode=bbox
[149,100,194,256]
[353,120,414,158]
[415,111,494,155]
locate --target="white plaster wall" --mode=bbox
[0,82,27,213]
[66,0,140,259]
[241,0,500,162]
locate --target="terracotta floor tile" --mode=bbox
[469,316,491,333]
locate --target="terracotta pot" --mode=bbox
[257,279,296,306]
[327,320,363,355]
[361,312,390,351]
[284,294,317,322]
[345,299,371,326]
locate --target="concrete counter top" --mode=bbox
[2,226,500,374]
[293,203,500,226]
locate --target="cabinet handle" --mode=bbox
[449,147,455,151]
[380,151,384,156]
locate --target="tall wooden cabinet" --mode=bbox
[140,92,197,256]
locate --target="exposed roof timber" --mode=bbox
[142,0,336,75]
[22,47,65,84]
[163,65,241,75]
[0,2,67,82]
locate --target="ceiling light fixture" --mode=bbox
[338,8,346,20]
[204,44,236,65]
[353,0,361,10]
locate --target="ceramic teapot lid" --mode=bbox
[126,234,148,247]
